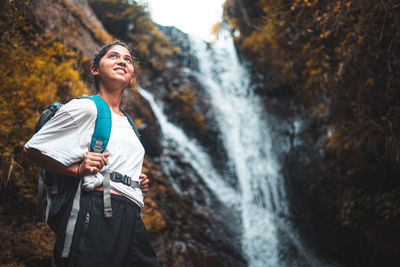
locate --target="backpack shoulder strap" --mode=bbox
[62,95,113,256]
[121,109,141,141]
[34,102,66,133]
[78,95,112,153]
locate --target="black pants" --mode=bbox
[54,191,160,267]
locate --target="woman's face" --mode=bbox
[92,45,135,90]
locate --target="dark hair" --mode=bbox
[91,40,135,92]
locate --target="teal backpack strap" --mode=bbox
[78,95,112,153]
[121,109,140,141]
[79,95,113,217]
[62,95,114,257]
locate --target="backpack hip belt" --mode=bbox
[106,171,141,189]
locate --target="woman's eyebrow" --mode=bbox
[108,51,132,58]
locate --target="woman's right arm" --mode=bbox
[24,99,110,177]
[24,147,110,177]
[24,147,80,177]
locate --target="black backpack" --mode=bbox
[34,95,140,257]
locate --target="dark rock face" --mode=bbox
[156,24,200,71]
[28,0,112,58]
[280,107,400,267]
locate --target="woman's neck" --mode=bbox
[97,89,123,115]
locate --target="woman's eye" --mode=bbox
[110,54,117,58]
[124,57,132,63]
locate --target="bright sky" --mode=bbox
[142,0,225,41]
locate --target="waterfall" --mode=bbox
[140,30,325,266]
[189,31,288,267]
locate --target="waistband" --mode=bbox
[81,190,141,212]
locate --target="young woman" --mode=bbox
[24,41,160,267]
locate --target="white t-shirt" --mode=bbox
[25,98,145,207]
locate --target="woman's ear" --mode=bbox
[130,75,136,87]
[90,64,99,75]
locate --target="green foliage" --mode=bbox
[223,0,400,179]
[0,0,88,199]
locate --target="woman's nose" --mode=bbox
[117,57,126,66]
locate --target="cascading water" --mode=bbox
[141,30,324,266]
[189,31,288,267]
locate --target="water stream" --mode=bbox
[140,31,324,266]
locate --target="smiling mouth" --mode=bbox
[114,68,126,74]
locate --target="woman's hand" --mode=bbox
[78,152,111,177]
[140,173,149,194]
